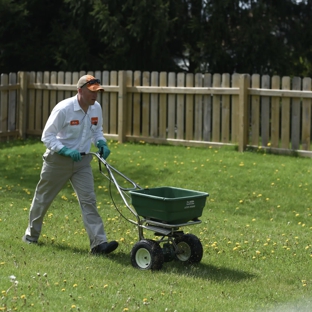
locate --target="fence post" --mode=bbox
[238,74,250,152]
[118,70,127,143]
[18,71,27,139]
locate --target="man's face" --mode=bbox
[79,86,99,106]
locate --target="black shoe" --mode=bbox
[22,235,38,244]
[91,241,118,255]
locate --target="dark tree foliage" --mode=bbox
[0,0,311,76]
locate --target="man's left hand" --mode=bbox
[96,140,110,159]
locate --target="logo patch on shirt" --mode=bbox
[70,120,79,125]
[91,117,98,125]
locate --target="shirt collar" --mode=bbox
[73,95,96,112]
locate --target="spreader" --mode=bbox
[88,151,209,270]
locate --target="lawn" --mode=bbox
[0,138,311,311]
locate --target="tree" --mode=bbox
[1,0,312,76]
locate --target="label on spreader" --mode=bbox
[184,200,195,209]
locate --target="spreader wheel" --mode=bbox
[174,234,203,264]
[131,239,164,270]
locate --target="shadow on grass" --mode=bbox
[108,252,256,282]
[45,242,256,282]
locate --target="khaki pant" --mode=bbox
[25,150,107,249]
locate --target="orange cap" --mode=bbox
[77,75,104,92]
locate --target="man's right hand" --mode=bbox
[58,146,81,162]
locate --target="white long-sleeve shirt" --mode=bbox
[42,95,106,153]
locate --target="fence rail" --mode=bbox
[1,71,312,156]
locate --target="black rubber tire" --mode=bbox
[131,239,164,270]
[174,233,203,264]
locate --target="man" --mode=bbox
[22,74,118,255]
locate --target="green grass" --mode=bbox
[0,138,312,312]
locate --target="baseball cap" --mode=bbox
[77,75,104,92]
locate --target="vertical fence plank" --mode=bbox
[167,72,176,139]
[302,77,311,150]
[50,72,57,111]
[281,77,290,149]
[238,74,250,152]
[28,72,35,133]
[221,73,230,142]
[109,71,118,134]
[185,73,194,140]
[118,71,127,143]
[57,71,65,103]
[8,73,17,131]
[126,71,133,136]
[142,71,150,137]
[0,74,8,134]
[42,71,50,127]
[203,73,212,141]
[159,72,167,138]
[18,72,27,139]
[65,72,71,99]
[291,77,301,150]
[261,75,270,146]
[101,71,110,134]
[35,72,43,131]
[72,72,79,94]
[271,76,280,147]
[94,70,101,82]
[177,73,185,140]
[133,71,141,136]
[151,72,159,137]
[212,73,221,142]
[250,74,260,146]
[231,73,240,143]
[194,73,203,141]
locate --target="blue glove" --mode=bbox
[58,146,81,162]
[96,140,110,159]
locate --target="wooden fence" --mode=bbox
[1,70,312,156]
